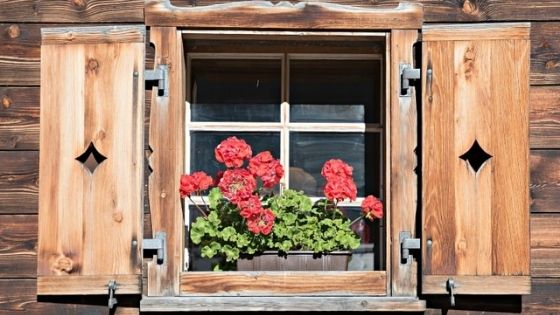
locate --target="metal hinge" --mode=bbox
[400,63,421,97]
[108,280,117,310]
[143,232,166,264]
[400,231,420,264]
[145,65,169,97]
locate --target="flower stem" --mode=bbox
[188,196,208,218]
[349,216,364,227]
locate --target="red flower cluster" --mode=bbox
[361,195,384,221]
[215,136,252,168]
[179,171,213,197]
[321,159,357,202]
[218,169,257,204]
[248,151,284,188]
[246,208,275,235]
[237,195,263,219]
[321,159,353,180]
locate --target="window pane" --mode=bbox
[289,132,380,197]
[340,206,383,271]
[190,131,281,177]
[190,59,281,122]
[289,59,381,123]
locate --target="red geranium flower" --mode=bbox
[246,208,275,235]
[237,195,263,219]
[324,177,357,202]
[248,151,284,188]
[361,195,384,221]
[321,159,353,181]
[215,136,252,168]
[179,171,213,197]
[218,169,257,203]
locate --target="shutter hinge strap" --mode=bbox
[400,231,420,264]
[145,65,169,97]
[108,280,117,309]
[143,232,166,264]
[400,63,420,97]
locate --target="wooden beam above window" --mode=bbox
[145,0,423,30]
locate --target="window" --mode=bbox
[184,40,387,272]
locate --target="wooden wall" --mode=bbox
[0,0,559,314]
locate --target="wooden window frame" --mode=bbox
[143,0,423,311]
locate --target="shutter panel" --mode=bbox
[421,23,531,295]
[37,26,145,295]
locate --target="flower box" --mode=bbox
[237,251,351,271]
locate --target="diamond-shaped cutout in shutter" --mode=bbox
[459,140,492,173]
[75,142,107,174]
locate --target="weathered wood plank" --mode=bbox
[0,0,144,23]
[531,22,560,85]
[146,0,423,29]
[0,279,139,314]
[390,29,418,296]
[0,23,40,86]
[0,215,36,279]
[422,276,531,295]
[141,296,426,312]
[38,275,142,295]
[0,151,39,214]
[530,150,560,213]
[0,87,40,150]
[422,23,531,41]
[42,26,146,45]
[147,27,185,296]
[530,86,560,149]
[180,271,386,296]
[171,0,560,22]
[531,214,560,277]
[0,24,154,86]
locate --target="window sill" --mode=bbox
[140,296,426,312]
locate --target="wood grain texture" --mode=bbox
[422,23,531,41]
[146,0,423,29]
[141,296,426,312]
[530,150,560,213]
[42,26,146,45]
[0,279,140,314]
[421,24,530,289]
[531,22,560,85]
[389,29,418,297]
[38,275,141,295]
[531,214,560,277]
[38,26,144,293]
[0,23,40,86]
[422,276,531,295]
[0,215,37,279]
[180,271,386,296]
[530,86,560,149]
[170,0,560,22]
[147,27,185,296]
[0,151,39,214]
[0,87,39,150]
[0,0,144,23]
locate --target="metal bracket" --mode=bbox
[145,64,169,97]
[447,278,456,307]
[400,231,420,263]
[143,232,166,264]
[400,63,421,97]
[108,280,117,310]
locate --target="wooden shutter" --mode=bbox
[37,26,145,295]
[421,23,531,295]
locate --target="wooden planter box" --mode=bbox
[237,251,351,271]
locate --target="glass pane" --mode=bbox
[289,132,380,197]
[190,59,281,122]
[290,59,381,123]
[339,206,383,271]
[190,131,281,178]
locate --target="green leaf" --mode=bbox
[208,187,223,209]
